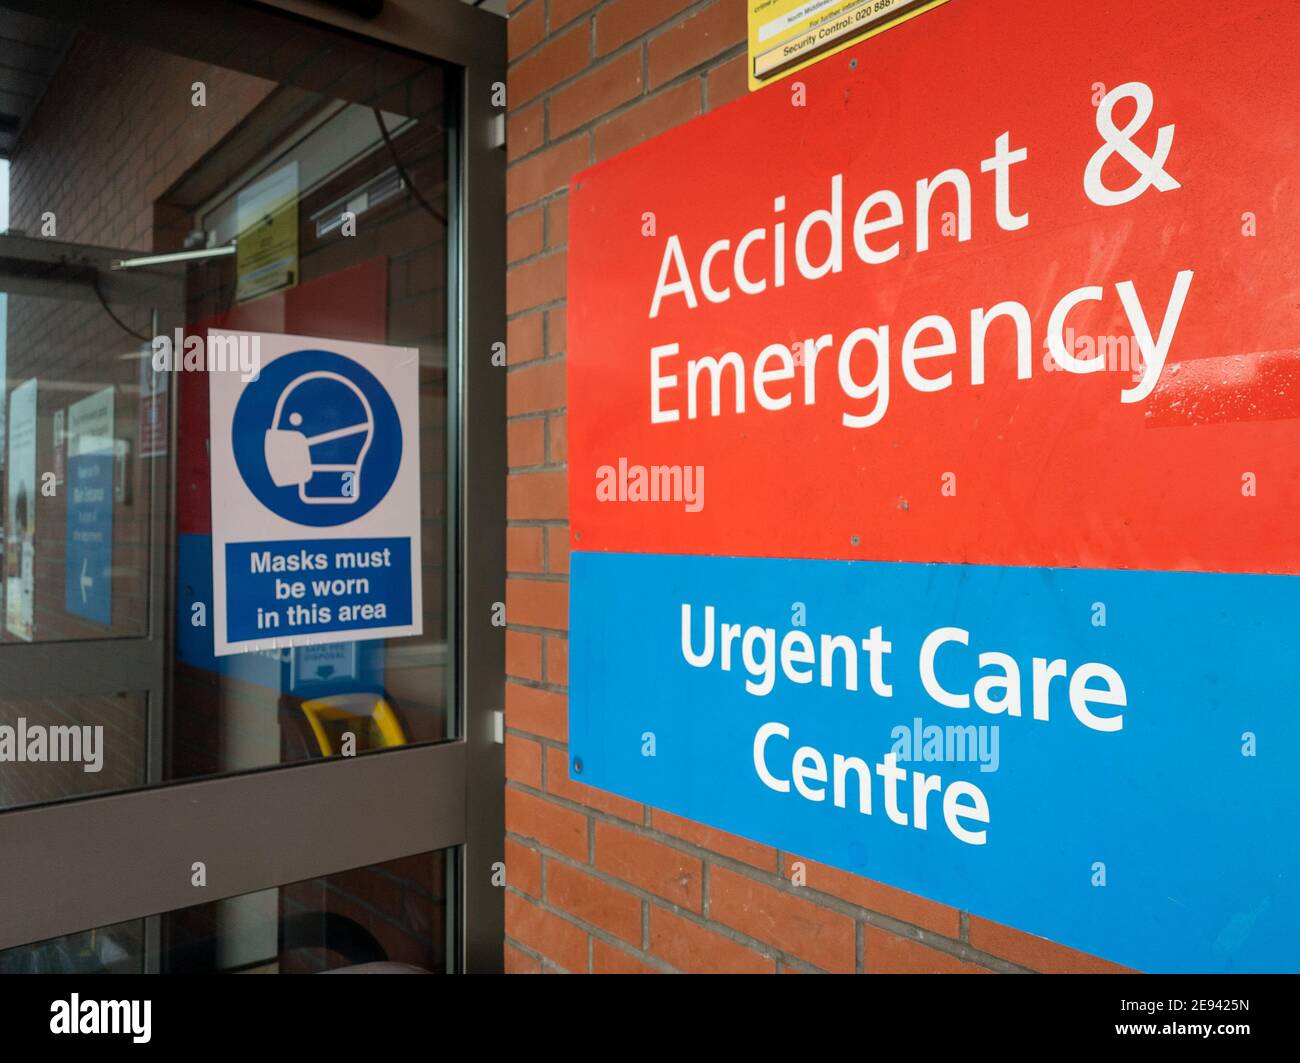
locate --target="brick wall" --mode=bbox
[7,33,274,251]
[503,0,1130,974]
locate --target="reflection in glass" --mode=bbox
[0,0,454,805]
[0,850,449,974]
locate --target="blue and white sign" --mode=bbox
[570,552,1300,973]
[290,640,358,690]
[64,386,114,625]
[209,331,421,656]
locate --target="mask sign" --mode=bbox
[208,330,421,656]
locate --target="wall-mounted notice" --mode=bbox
[236,162,299,304]
[290,640,358,692]
[747,0,949,89]
[5,378,36,641]
[567,0,1300,972]
[208,331,421,657]
[52,408,65,485]
[65,386,114,625]
[138,339,168,459]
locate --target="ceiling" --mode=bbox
[0,7,72,158]
[0,0,502,160]
[461,0,509,16]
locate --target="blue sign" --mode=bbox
[209,333,421,656]
[65,451,113,625]
[291,640,358,691]
[231,349,401,526]
[569,551,1300,973]
[224,537,411,643]
[176,532,386,692]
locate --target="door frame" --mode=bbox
[0,0,506,972]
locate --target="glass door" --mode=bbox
[0,0,505,972]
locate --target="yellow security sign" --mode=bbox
[748,0,950,89]
[236,161,299,303]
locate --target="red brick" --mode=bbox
[864,927,989,974]
[593,939,659,974]
[794,857,959,937]
[547,861,642,944]
[706,51,748,111]
[507,786,587,860]
[507,576,569,630]
[546,308,567,355]
[595,820,702,911]
[507,208,544,263]
[505,941,542,973]
[547,531,571,574]
[596,0,693,56]
[507,100,544,161]
[508,416,546,467]
[708,865,855,972]
[505,732,543,788]
[546,745,643,822]
[548,412,567,462]
[546,197,569,248]
[507,525,545,572]
[506,837,543,897]
[510,23,589,106]
[506,681,568,741]
[508,358,566,415]
[506,892,588,972]
[968,916,1136,973]
[505,628,544,681]
[648,1,746,87]
[651,809,778,871]
[550,0,599,29]
[507,251,567,314]
[650,906,774,974]
[550,51,643,138]
[545,635,568,684]
[595,80,702,161]
[508,0,545,59]
[508,135,589,211]
[507,311,544,365]
[507,470,568,520]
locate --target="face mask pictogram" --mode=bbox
[264,370,375,504]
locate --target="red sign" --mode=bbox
[568,0,1300,575]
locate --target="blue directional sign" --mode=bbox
[64,388,115,625]
[65,452,113,624]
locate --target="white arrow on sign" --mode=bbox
[80,557,93,603]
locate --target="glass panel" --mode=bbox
[0,849,451,973]
[0,283,165,643]
[0,0,455,800]
[0,691,146,809]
